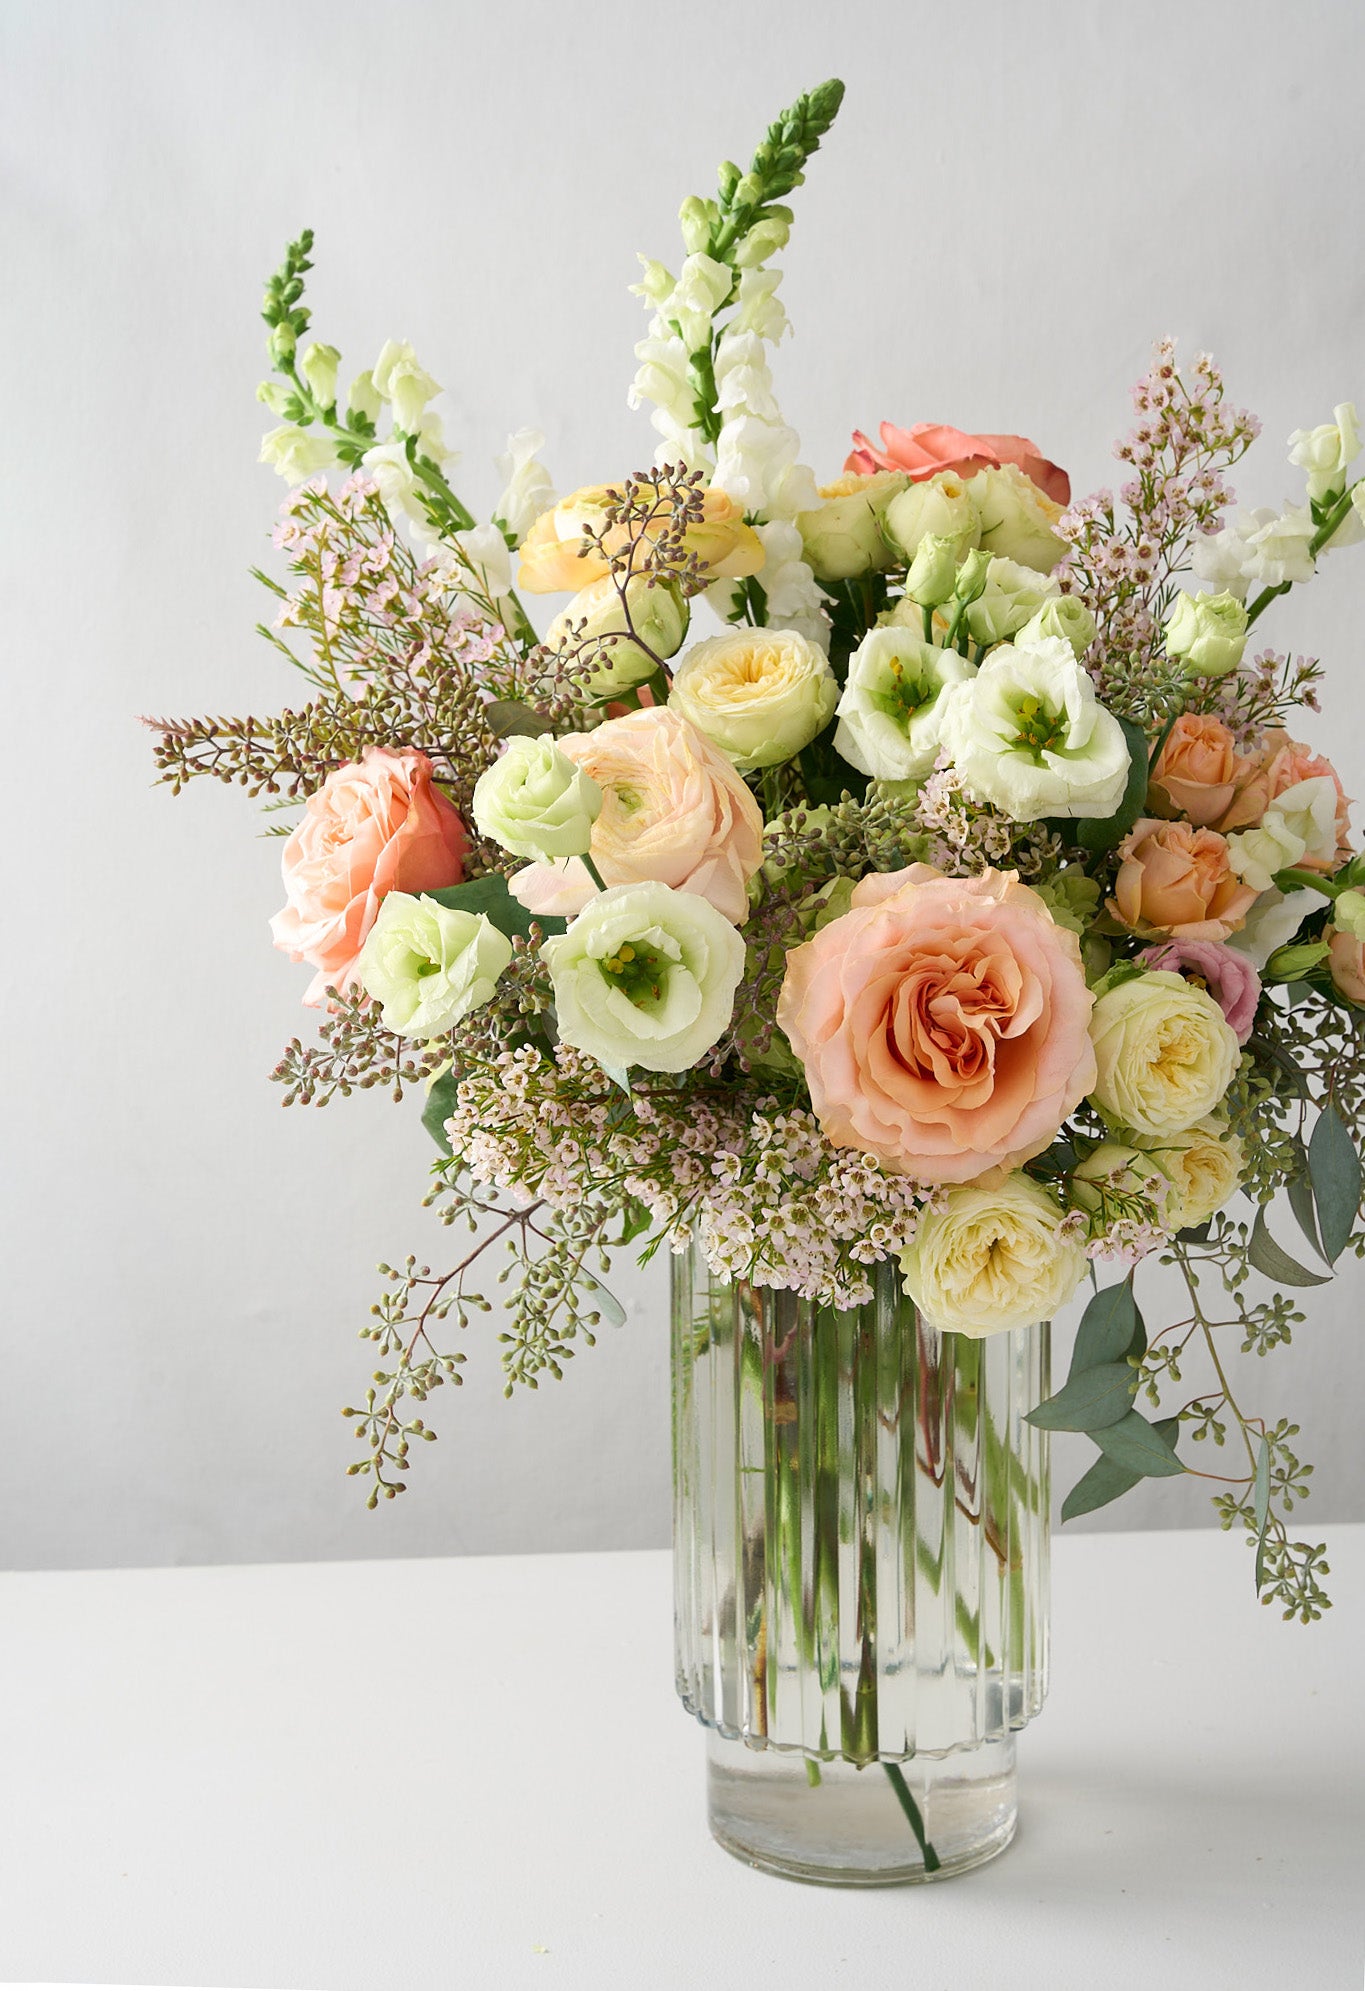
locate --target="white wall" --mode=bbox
[3,0,1364,1571]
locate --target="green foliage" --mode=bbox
[1075,716,1153,854]
[424,875,565,945]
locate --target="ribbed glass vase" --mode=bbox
[671,1243,1050,1885]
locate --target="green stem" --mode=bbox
[882,1763,941,1873]
[582,854,610,894]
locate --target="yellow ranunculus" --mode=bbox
[517,482,765,594]
[1088,971,1240,1138]
[668,628,838,773]
[899,1174,1088,1337]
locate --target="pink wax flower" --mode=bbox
[843,421,1071,507]
[1138,939,1262,1045]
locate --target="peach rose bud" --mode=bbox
[1150,714,1259,829]
[1109,818,1258,944]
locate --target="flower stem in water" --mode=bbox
[882,1763,942,1873]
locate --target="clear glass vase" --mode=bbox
[671,1244,1050,1885]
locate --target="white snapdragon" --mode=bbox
[259,423,337,485]
[1288,402,1359,500]
[361,440,435,541]
[1227,885,1329,970]
[939,637,1131,820]
[493,428,556,541]
[668,252,732,350]
[833,629,975,782]
[1198,506,1319,593]
[371,338,441,434]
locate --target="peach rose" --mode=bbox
[844,421,1070,507]
[776,865,1096,1184]
[517,481,765,594]
[1110,818,1258,943]
[508,707,763,924]
[270,747,468,1005]
[1327,925,1365,1005]
[1150,714,1259,828]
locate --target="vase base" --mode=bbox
[705,1731,1017,1886]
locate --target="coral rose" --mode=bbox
[517,481,764,594]
[509,707,763,924]
[776,865,1096,1184]
[844,421,1070,507]
[1150,714,1258,828]
[1110,818,1258,943]
[270,747,469,1005]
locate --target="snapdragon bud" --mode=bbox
[298,341,340,410]
[734,214,792,269]
[269,322,296,366]
[679,196,716,255]
[256,379,293,418]
[904,533,959,609]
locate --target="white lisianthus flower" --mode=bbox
[1240,505,1317,587]
[371,338,441,434]
[834,629,975,782]
[965,557,1062,647]
[541,880,746,1074]
[1088,971,1240,1137]
[1288,402,1359,500]
[259,423,337,484]
[493,429,556,542]
[1016,592,1097,657]
[1162,590,1249,677]
[357,895,513,1039]
[1226,884,1329,969]
[297,341,340,410]
[971,462,1069,573]
[472,735,603,861]
[899,1175,1088,1337]
[670,627,838,771]
[884,472,981,563]
[939,637,1130,820]
[545,574,689,697]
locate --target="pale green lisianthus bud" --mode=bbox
[884,471,981,563]
[348,371,382,423]
[298,341,341,410]
[1017,593,1097,658]
[1163,590,1248,678]
[541,880,746,1074]
[904,533,960,609]
[259,423,337,484]
[371,338,441,434]
[971,462,1069,573]
[965,557,1061,647]
[1263,937,1330,981]
[472,735,602,861]
[545,574,689,698]
[669,629,838,773]
[952,547,992,606]
[796,472,907,581]
[1333,887,1365,940]
[357,895,513,1039]
[833,628,974,782]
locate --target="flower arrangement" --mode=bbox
[150,79,1365,1625]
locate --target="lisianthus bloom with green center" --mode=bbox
[939,636,1130,819]
[541,879,746,1074]
[833,627,974,783]
[357,894,513,1039]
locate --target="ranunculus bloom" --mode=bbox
[517,481,764,594]
[776,865,1097,1184]
[899,1174,1088,1335]
[1138,939,1262,1045]
[844,421,1071,507]
[1110,818,1258,943]
[270,747,469,1005]
[509,707,763,924]
[1150,714,1258,828]
[1327,924,1365,1005]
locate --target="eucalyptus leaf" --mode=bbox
[421,1069,459,1156]
[1060,1417,1179,1522]
[1307,1104,1362,1264]
[423,874,565,942]
[1248,1206,1331,1287]
[1285,1141,1324,1259]
[1027,1361,1137,1432]
[1076,717,1151,854]
[485,699,556,738]
[1092,1410,1186,1478]
[1253,1433,1272,1592]
[583,1279,626,1329]
[1067,1281,1139,1377]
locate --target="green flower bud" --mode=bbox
[734,215,791,269]
[1332,887,1365,939]
[298,340,341,410]
[904,533,959,609]
[1264,939,1331,982]
[256,379,293,418]
[678,196,716,255]
[347,371,382,424]
[1016,593,1098,658]
[953,547,992,605]
[1163,589,1248,678]
[269,322,296,366]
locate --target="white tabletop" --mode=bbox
[0,1526,1361,1991]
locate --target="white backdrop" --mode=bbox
[4,0,1364,1571]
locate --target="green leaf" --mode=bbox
[1076,716,1150,854]
[582,1278,626,1329]
[1092,1410,1186,1478]
[423,874,565,943]
[1027,1361,1137,1432]
[421,1069,458,1156]
[1307,1104,1362,1264]
[616,1197,654,1247]
[1248,1205,1331,1287]
[1067,1281,1139,1376]
[485,700,555,739]
[1286,1141,1324,1259]
[1060,1417,1179,1521]
[1253,1433,1272,1592]
[1248,1033,1310,1097]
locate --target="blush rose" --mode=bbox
[843,421,1071,507]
